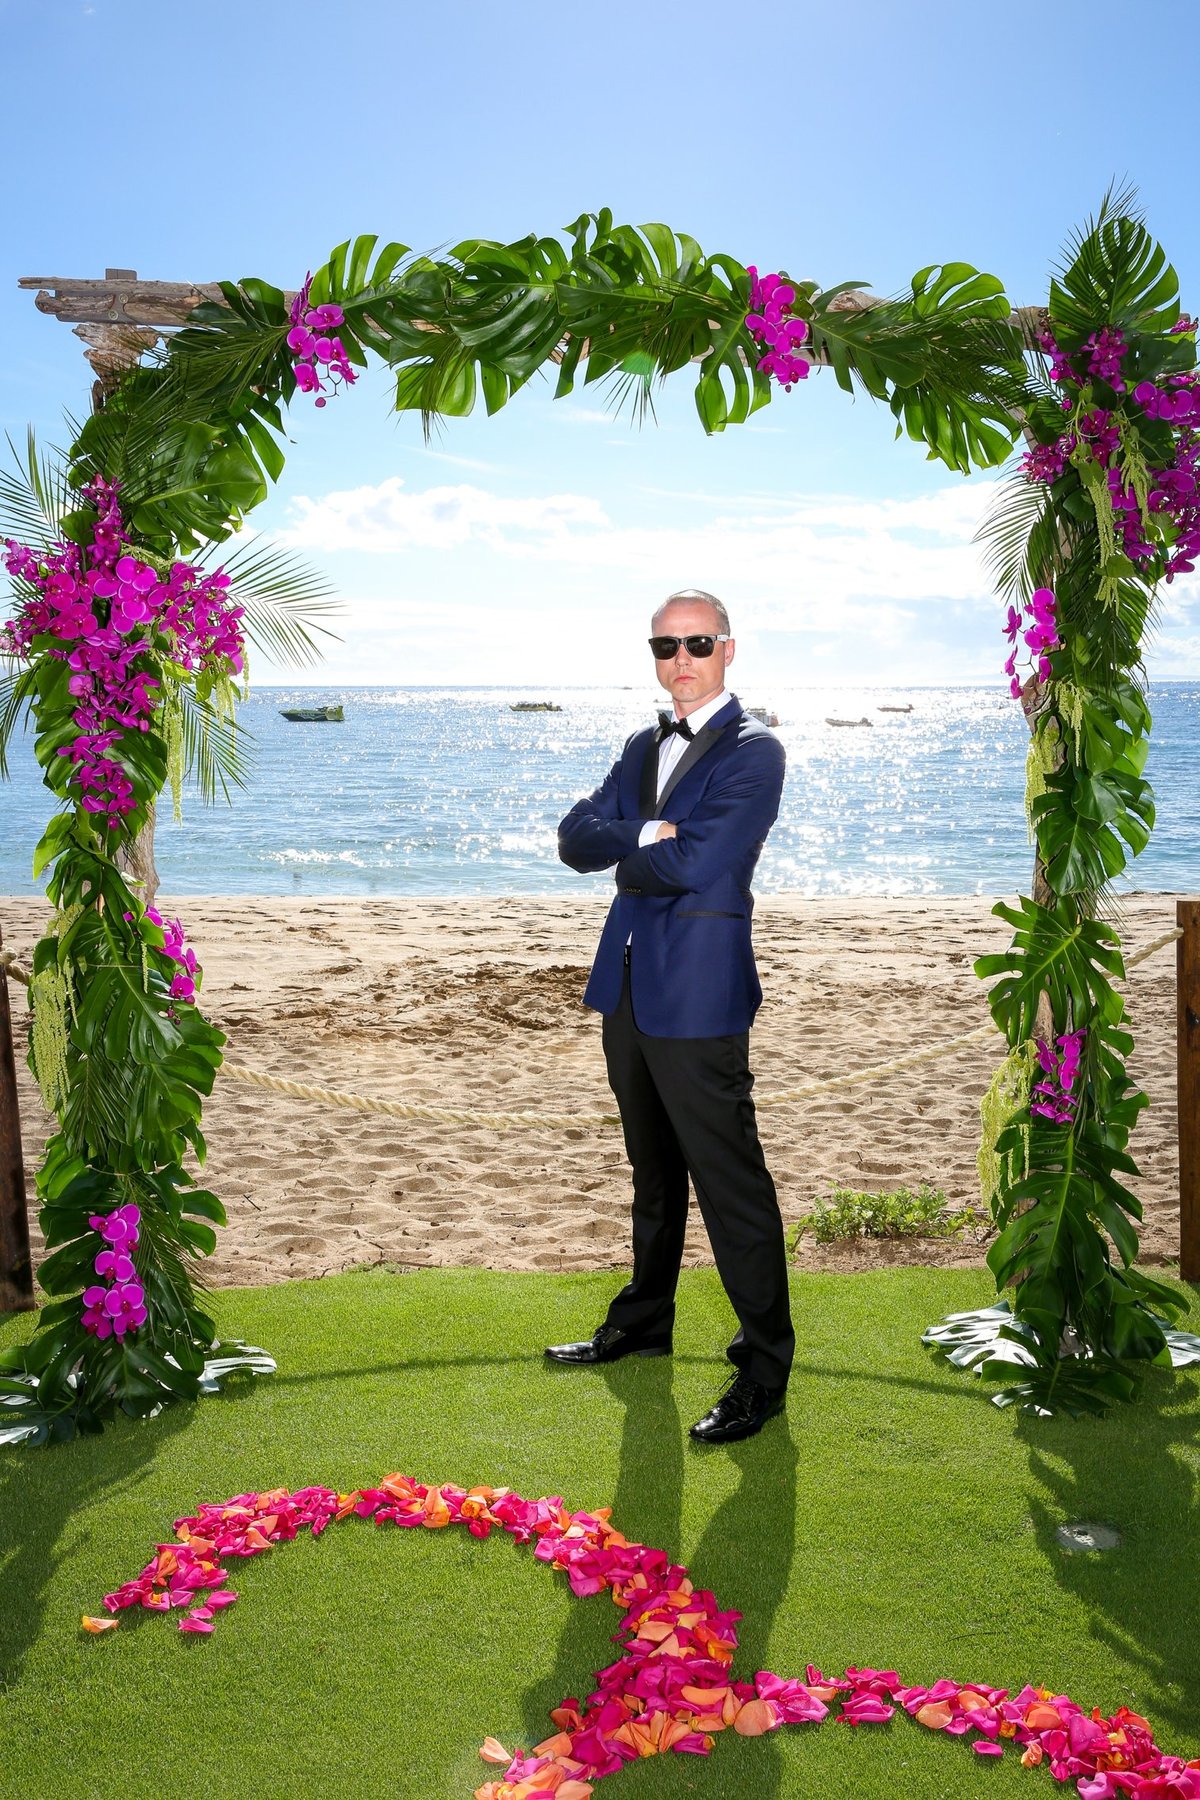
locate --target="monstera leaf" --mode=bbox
[974,897,1125,1042]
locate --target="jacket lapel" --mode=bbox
[655,694,742,812]
[638,730,660,818]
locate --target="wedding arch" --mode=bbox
[2,194,1198,1443]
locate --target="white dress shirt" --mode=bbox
[636,688,729,847]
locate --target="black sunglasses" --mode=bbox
[648,634,730,660]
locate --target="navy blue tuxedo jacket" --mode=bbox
[557,693,785,1037]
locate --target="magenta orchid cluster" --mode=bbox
[1,479,244,828]
[1032,1030,1086,1126]
[1022,328,1200,581]
[122,904,201,1002]
[287,276,358,408]
[88,1473,1199,1798]
[744,269,811,390]
[1003,586,1061,696]
[81,1204,147,1340]
[156,911,200,1001]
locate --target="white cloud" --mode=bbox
[277,473,998,628]
[261,471,1200,685]
[278,477,607,553]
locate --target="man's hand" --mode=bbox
[655,822,677,841]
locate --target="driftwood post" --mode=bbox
[0,923,35,1311]
[1177,898,1200,1283]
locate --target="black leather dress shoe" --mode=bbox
[544,1323,672,1365]
[689,1370,786,1443]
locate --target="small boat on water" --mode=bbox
[279,704,344,723]
[826,716,873,728]
[746,707,781,727]
[878,704,914,714]
[510,701,562,712]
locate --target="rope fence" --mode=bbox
[0,923,1185,1133]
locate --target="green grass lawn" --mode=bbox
[2,1267,1198,1800]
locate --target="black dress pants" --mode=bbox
[601,961,794,1391]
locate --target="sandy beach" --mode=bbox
[1,892,1185,1287]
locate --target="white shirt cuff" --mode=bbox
[637,821,660,848]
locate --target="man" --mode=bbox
[548,589,793,1444]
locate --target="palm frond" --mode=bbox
[180,687,253,806]
[0,429,71,549]
[199,535,342,668]
[1051,188,1179,337]
[1054,181,1142,284]
[0,664,38,779]
[976,461,1055,603]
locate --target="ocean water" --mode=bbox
[1,684,1197,899]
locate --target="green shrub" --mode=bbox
[795,1185,980,1247]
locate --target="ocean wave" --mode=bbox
[265,848,368,868]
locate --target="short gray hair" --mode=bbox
[652,588,731,635]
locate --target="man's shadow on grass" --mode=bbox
[0,1402,190,1692]
[1017,1364,1200,1748]
[521,1359,797,1798]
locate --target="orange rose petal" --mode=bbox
[957,1690,989,1712]
[81,1615,118,1633]
[637,1619,676,1643]
[532,1734,574,1758]
[1021,1744,1045,1768]
[628,1722,662,1757]
[479,1736,511,1765]
[1024,1704,1063,1731]
[556,1783,594,1800]
[733,1698,777,1736]
[916,1701,955,1730]
[680,1685,730,1707]
[423,1487,451,1528]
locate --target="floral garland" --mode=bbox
[2,477,245,825]
[85,1475,1198,1799]
[1021,320,1199,583]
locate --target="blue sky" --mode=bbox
[3,0,1198,689]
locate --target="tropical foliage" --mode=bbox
[928,195,1200,1413]
[1,198,1196,1438]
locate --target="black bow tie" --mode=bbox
[657,711,695,742]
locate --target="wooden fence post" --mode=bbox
[0,923,35,1311]
[1177,898,1200,1283]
